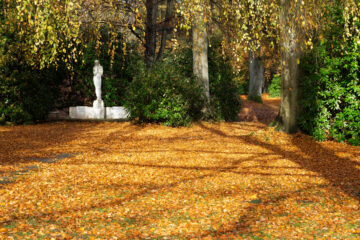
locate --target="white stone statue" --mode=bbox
[92,60,104,118]
[93,60,103,101]
[69,59,129,120]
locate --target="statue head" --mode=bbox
[95,60,100,66]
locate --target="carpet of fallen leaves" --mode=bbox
[1,95,360,239]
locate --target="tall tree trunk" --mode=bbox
[248,48,264,102]
[275,0,300,133]
[193,15,210,115]
[145,0,158,68]
[157,0,174,61]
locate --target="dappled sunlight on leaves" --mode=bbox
[0,112,360,239]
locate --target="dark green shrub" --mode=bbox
[0,63,63,124]
[124,61,204,126]
[298,5,360,146]
[268,74,281,98]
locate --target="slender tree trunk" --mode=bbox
[248,48,264,102]
[145,0,158,68]
[157,0,174,61]
[193,15,210,115]
[275,0,300,133]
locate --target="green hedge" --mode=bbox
[124,38,242,126]
[0,65,62,124]
[298,6,360,146]
[124,61,203,126]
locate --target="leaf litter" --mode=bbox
[0,95,359,239]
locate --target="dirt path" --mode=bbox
[239,94,280,124]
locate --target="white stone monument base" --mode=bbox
[93,100,105,119]
[69,106,129,120]
[106,107,130,119]
[69,106,96,120]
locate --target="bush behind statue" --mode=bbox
[124,61,204,126]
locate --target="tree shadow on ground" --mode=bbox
[0,172,215,226]
[0,122,98,166]
[197,122,360,200]
[194,122,360,237]
[196,186,315,238]
[1,120,359,238]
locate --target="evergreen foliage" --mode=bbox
[268,74,281,98]
[208,39,242,121]
[299,6,360,145]
[124,61,204,126]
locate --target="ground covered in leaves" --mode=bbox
[1,96,360,239]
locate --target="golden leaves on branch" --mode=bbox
[6,0,83,68]
[5,0,134,69]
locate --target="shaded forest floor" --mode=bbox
[1,95,360,239]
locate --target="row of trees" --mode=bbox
[1,0,359,134]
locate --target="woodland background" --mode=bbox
[0,0,359,145]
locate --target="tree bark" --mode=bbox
[192,15,210,115]
[248,49,264,102]
[275,0,300,133]
[145,0,158,68]
[157,0,174,61]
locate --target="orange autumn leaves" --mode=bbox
[0,98,360,239]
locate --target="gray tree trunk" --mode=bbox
[157,0,174,61]
[192,16,210,115]
[145,0,158,68]
[248,49,264,102]
[275,0,300,133]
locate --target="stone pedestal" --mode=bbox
[106,107,130,120]
[69,106,93,119]
[93,100,105,119]
[69,105,129,120]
